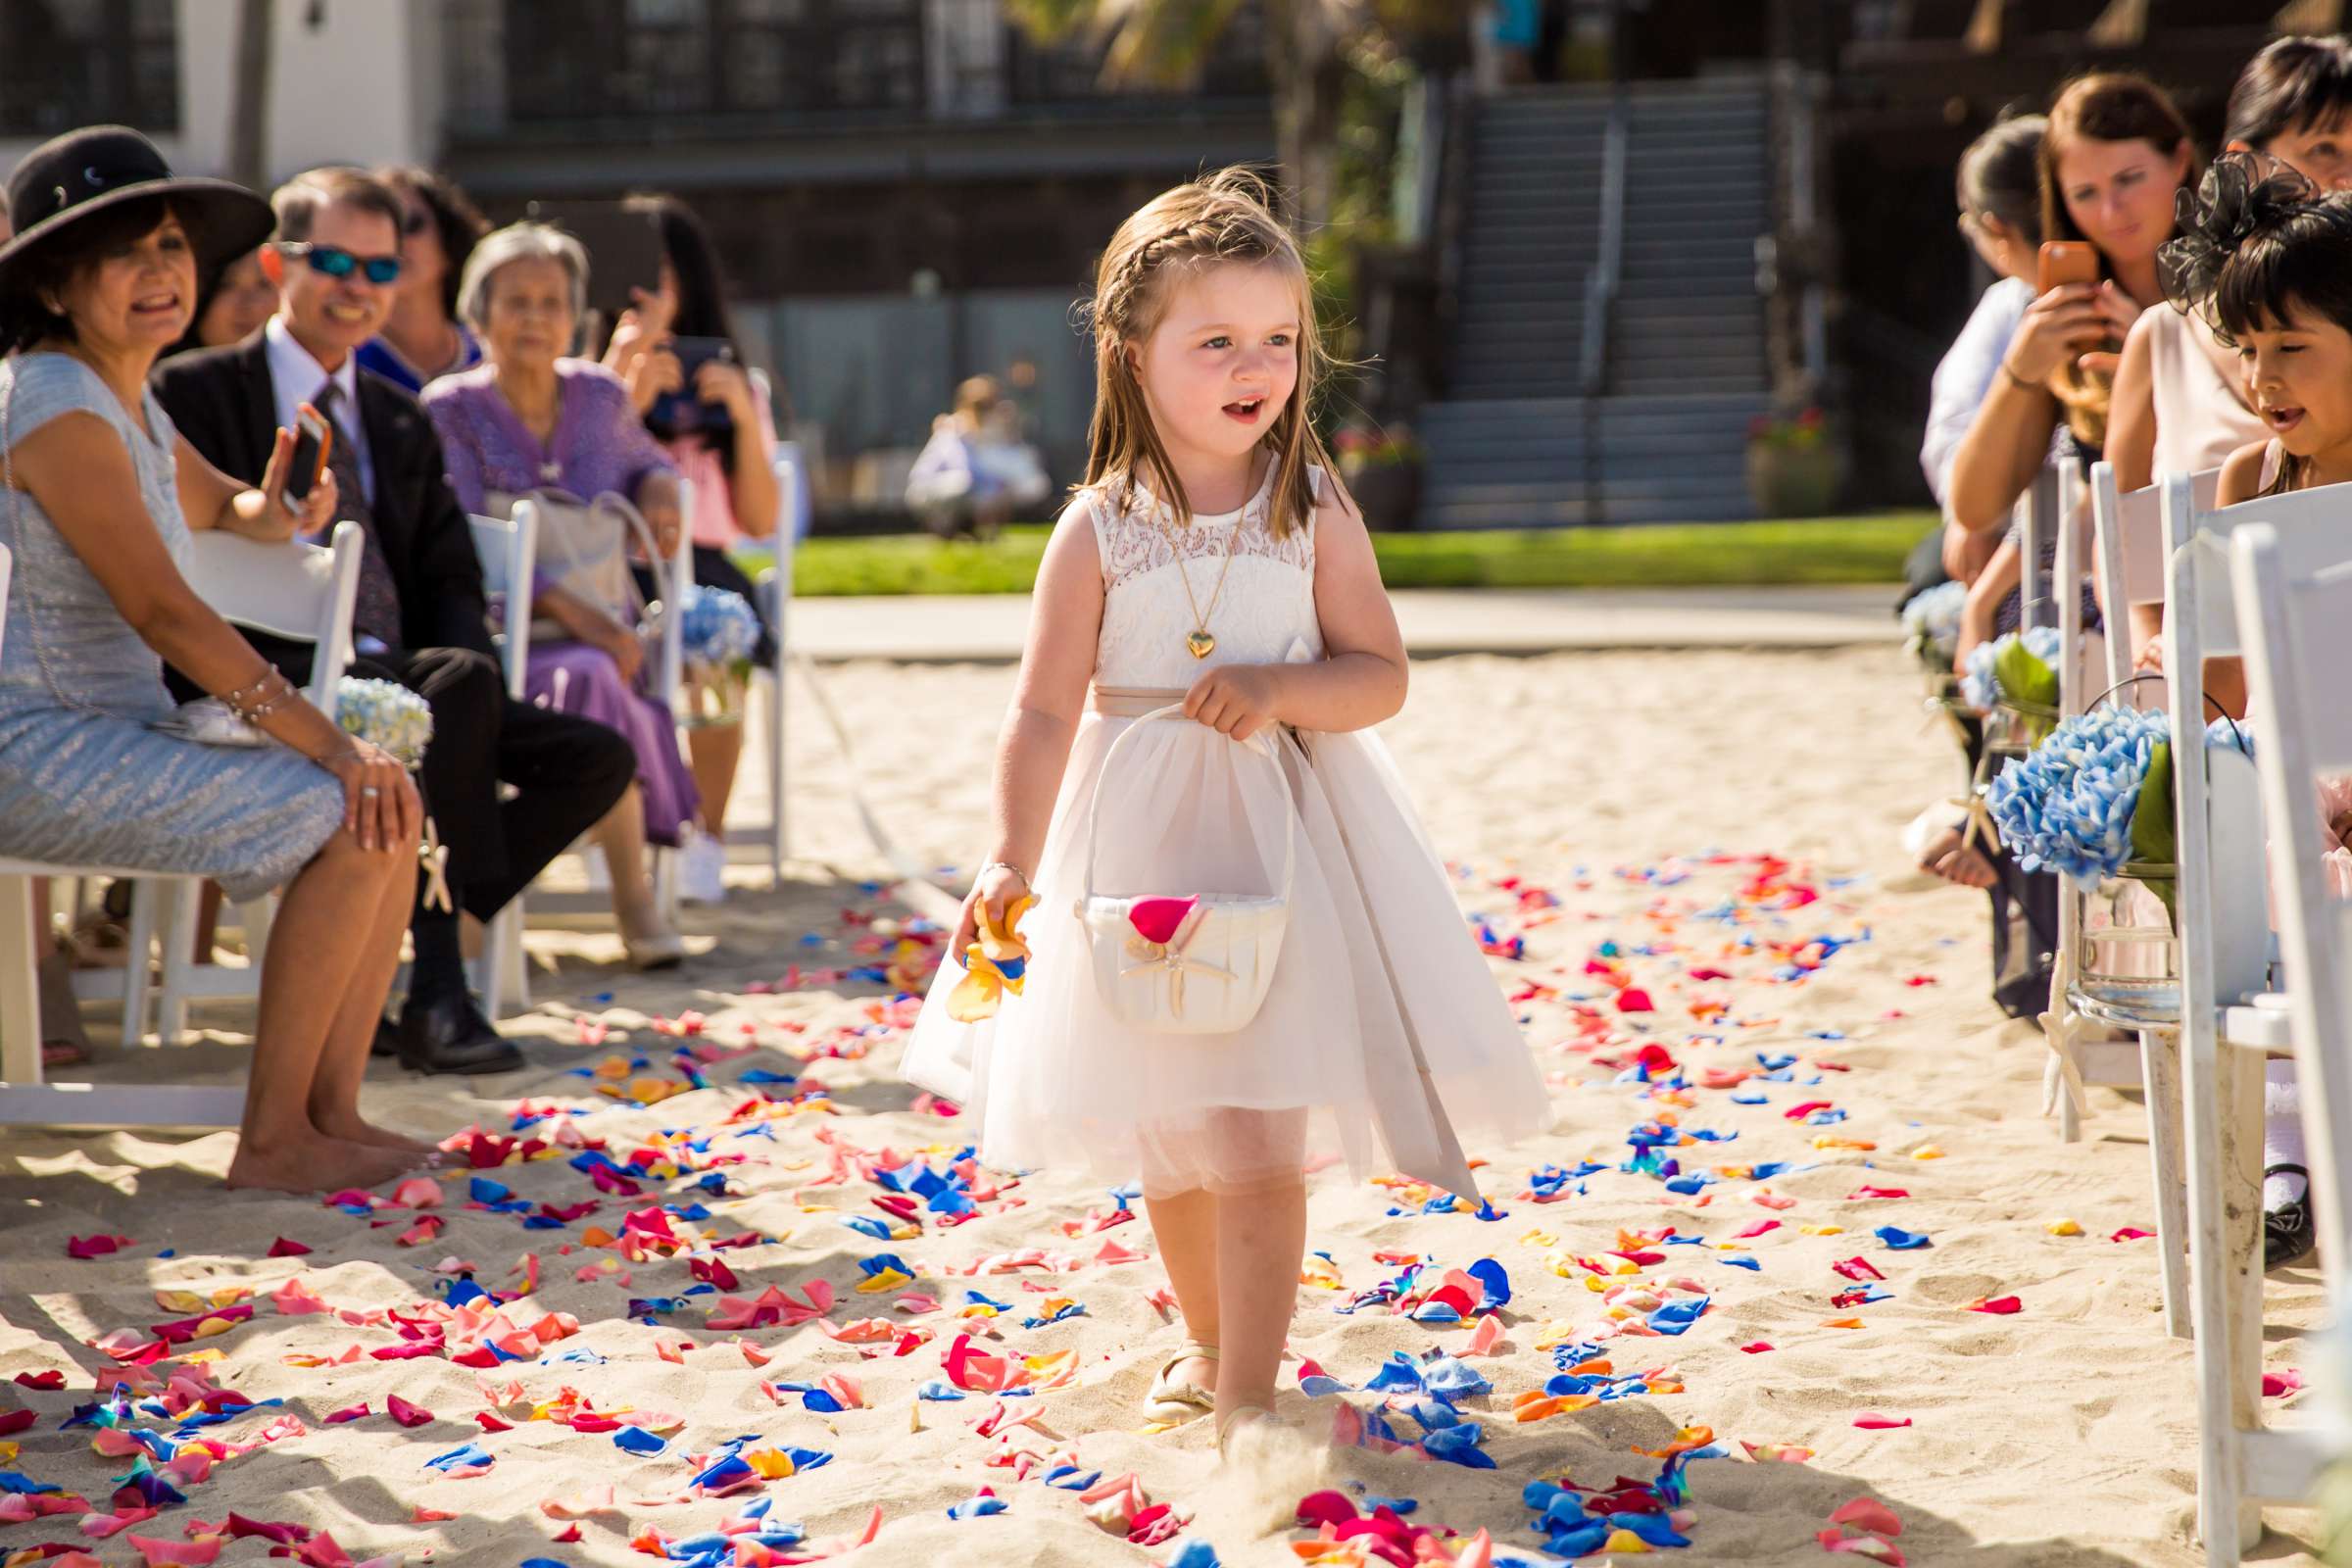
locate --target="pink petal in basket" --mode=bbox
[1127,897,1199,946]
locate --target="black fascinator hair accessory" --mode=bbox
[2158,151,2351,341]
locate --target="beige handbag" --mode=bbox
[488,488,668,649]
[1074,705,1296,1035]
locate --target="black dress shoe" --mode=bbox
[395,993,523,1076]
[2264,1162,2317,1270]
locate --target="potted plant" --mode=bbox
[1334,421,1425,529]
[1744,406,1841,516]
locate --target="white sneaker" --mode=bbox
[679,831,728,905]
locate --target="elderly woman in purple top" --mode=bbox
[421,221,694,969]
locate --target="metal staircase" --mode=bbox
[1419,76,1774,528]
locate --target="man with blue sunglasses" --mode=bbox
[278,239,405,287]
[156,167,633,1077]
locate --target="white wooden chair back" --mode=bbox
[182,523,362,711]
[467,510,538,702]
[466,512,539,1018]
[2015,466,2061,634]
[2230,520,2352,1305]
[757,447,804,883]
[2053,464,2106,717]
[2160,473,2314,1006]
[2090,463,2219,691]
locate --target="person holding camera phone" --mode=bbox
[601,193,782,906]
[1945,74,2198,558]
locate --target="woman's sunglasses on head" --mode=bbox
[278,241,403,286]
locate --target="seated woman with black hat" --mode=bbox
[0,125,434,1193]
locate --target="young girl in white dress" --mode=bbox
[899,169,1552,1461]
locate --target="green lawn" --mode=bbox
[736,513,1936,597]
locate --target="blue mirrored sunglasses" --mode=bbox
[279,241,402,286]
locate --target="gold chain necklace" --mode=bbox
[1153,489,1244,660]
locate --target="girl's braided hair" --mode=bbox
[1080,167,1336,538]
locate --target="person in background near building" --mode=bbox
[600,192,779,905]
[357,166,489,397]
[424,220,697,968]
[906,374,1053,543]
[156,168,637,1069]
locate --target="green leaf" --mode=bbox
[2131,740,2180,933]
[1993,639,2059,712]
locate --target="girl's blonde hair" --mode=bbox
[1081,167,1334,537]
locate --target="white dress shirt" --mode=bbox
[263,314,374,509]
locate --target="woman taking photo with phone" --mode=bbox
[1945,73,2199,551]
[602,193,781,906]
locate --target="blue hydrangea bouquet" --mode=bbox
[1985,701,2251,924]
[1958,624,2065,733]
[335,677,434,769]
[1900,580,1967,672]
[678,584,762,728]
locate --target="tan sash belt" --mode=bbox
[1089,685,1191,717]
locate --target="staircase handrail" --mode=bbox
[1579,85,1630,399]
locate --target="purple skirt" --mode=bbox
[525,643,700,847]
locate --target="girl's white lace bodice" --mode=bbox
[1087,462,1323,689]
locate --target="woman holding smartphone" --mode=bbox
[602,193,781,906]
[1945,74,2199,550]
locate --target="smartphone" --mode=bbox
[646,336,739,443]
[2037,240,2100,293]
[525,200,666,323]
[282,404,330,505]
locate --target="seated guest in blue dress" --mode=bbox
[0,127,431,1193]
[354,165,486,397]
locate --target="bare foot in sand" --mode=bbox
[1919,825,1999,890]
[225,1131,428,1193]
[310,1109,443,1160]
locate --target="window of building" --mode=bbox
[0,0,179,139]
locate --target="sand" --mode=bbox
[0,647,2331,1567]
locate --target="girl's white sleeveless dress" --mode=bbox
[900,462,1553,1200]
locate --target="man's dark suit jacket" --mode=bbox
[152,329,495,662]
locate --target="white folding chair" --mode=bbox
[2175,514,2352,1566]
[466,508,538,1019]
[137,524,365,1047]
[751,442,806,886]
[2089,462,2221,691]
[1,526,361,1125]
[2047,462,2190,1336]
[2161,472,2344,1560]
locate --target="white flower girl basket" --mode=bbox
[1074,704,1296,1035]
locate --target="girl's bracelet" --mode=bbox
[1999,360,2043,395]
[978,859,1031,888]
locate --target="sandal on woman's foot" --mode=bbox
[1143,1339,1218,1425]
[2264,1162,2317,1269]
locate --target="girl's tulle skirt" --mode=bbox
[900,711,1554,1201]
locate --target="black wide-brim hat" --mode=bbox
[0,124,273,298]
